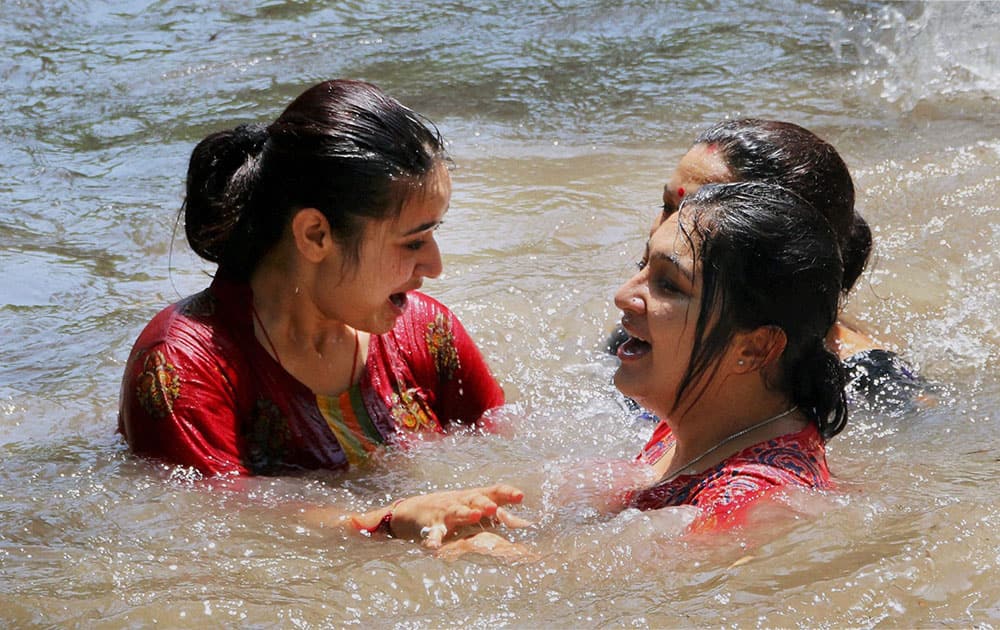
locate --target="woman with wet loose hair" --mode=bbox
[119,80,524,543]
[610,119,924,409]
[438,181,853,551]
[614,181,847,526]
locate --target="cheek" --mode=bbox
[652,304,696,345]
[366,242,402,280]
[393,251,413,276]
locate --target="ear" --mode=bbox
[290,208,333,264]
[732,325,787,374]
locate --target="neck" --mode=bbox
[249,257,366,396]
[250,256,352,353]
[656,382,803,480]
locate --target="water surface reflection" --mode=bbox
[1,1,999,627]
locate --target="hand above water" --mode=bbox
[350,484,532,548]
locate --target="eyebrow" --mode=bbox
[651,250,694,281]
[402,220,443,236]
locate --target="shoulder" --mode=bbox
[120,289,253,474]
[726,424,830,489]
[130,289,235,362]
[682,427,830,528]
[124,284,253,395]
[137,290,219,342]
[829,320,879,359]
[637,420,675,465]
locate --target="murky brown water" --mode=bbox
[1,1,999,627]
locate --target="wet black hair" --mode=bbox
[674,181,848,440]
[694,119,871,293]
[183,79,448,280]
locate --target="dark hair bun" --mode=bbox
[232,122,268,153]
[183,123,268,263]
[180,80,447,279]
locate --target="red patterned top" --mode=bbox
[628,420,831,528]
[118,275,504,476]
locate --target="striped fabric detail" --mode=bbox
[316,386,385,466]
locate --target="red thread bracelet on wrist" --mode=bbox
[359,498,406,537]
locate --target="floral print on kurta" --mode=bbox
[425,312,461,380]
[628,421,831,529]
[118,275,504,476]
[134,350,180,420]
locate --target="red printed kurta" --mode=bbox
[118,275,504,476]
[628,421,831,528]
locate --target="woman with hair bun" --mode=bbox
[119,80,524,540]
[615,181,848,527]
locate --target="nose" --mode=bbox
[614,275,645,315]
[419,237,443,279]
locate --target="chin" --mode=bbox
[349,310,396,336]
[612,369,640,400]
[614,371,666,414]
[367,319,396,336]
[374,311,404,334]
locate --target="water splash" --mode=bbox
[834,2,1000,113]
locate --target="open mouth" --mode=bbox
[389,292,408,310]
[618,335,651,359]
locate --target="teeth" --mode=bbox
[620,320,648,344]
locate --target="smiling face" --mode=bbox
[652,143,731,233]
[614,210,705,415]
[319,162,450,334]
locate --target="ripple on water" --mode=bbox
[0,0,999,627]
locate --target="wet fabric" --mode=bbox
[843,348,927,410]
[118,275,504,476]
[628,421,830,527]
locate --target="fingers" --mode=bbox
[421,503,487,549]
[420,523,448,549]
[466,494,499,517]
[375,485,530,548]
[444,504,486,530]
[494,507,533,529]
[480,484,525,506]
[440,503,532,537]
[447,486,527,529]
